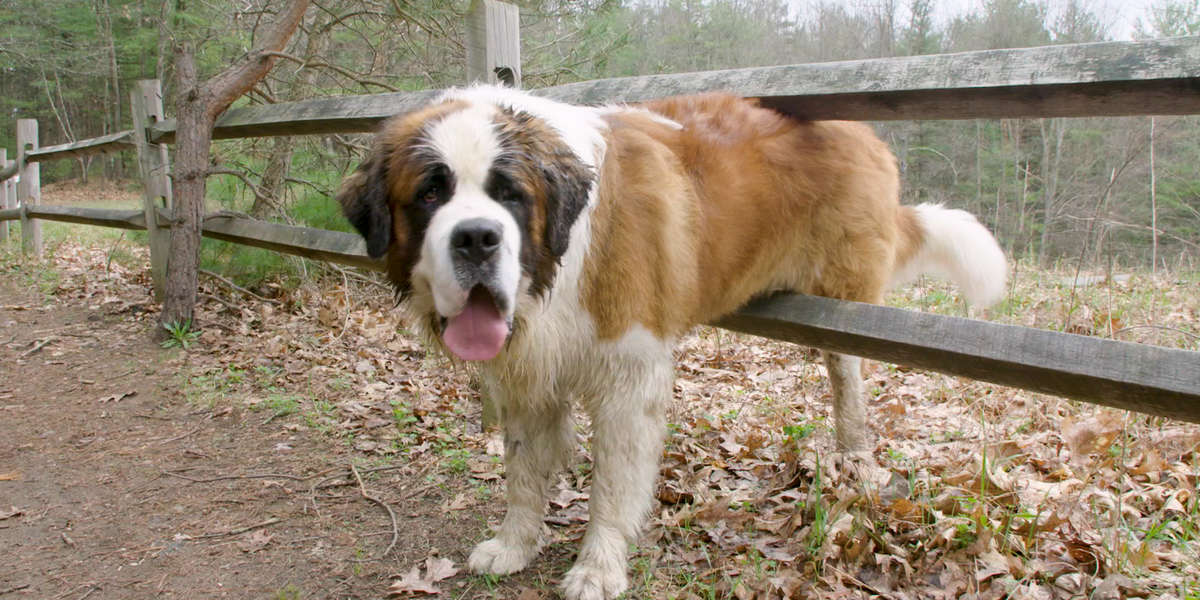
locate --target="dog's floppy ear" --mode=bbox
[337,154,392,259]
[540,151,593,260]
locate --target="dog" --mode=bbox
[336,85,1006,600]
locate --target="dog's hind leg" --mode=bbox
[823,350,869,454]
[561,348,672,600]
[469,394,573,576]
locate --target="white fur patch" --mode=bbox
[411,103,523,320]
[891,203,1008,307]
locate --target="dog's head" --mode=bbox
[337,89,596,362]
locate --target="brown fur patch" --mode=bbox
[583,94,903,340]
[335,100,469,295]
[490,109,594,297]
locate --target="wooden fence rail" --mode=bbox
[145,36,1200,144]
[3,28,1199,423]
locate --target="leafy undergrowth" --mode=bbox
[4,237,1198,600]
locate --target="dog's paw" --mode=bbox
[467,537,538,575]
[560,561,629,600]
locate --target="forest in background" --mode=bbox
[1,0,1198,270]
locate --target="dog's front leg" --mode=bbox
[561,353,671,600]
[469,396,573,575]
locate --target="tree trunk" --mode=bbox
[160,0,310,330]
[162,43,211,328]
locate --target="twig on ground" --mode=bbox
[193,517,282,540]
[156,426,202,445]
[21,336,56,357]
[198,292,243,314]
[351,462,399,557]
[0,583,31,595]
[161,470,309,484]
[200,269,281,304]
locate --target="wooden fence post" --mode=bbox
[467,0,521,88]
[16,119,42,259]
[467,0,520,429]
[131,79,173,301]
[0,149,8,243]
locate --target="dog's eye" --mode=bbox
[421,185,441,206]
[500,187,522,206]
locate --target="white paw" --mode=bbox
[560,561,629,600]
[467,537,539,575]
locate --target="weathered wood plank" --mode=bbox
[148,90,442,143]
[715,294,1200,423]
[17,119,42,258]
[25,130,135,163]
[467,0,521,88]
[0,159,16,183]
[147,37,1200,143]
[24,206,148,230]
[131,80,172,300]
[0,150,9,242]
[541,38,1200,120]
[17,199,1199,420]
[200,214,384,271]
[0,208,18,222]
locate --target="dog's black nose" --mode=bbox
[450,218,503,264]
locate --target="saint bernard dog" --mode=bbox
[337,85,1006,599]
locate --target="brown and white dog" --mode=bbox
[337,85,1006,599]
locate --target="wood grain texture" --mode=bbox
[0,150,8,242]
[25,205,148,230]
[200,214,384,271]
[147,37,1200,143]
[541,38,1200,120]
[25,130,135,163]
[131,80,173,300]
[467,0,521,87]
[0,160,16,183]
[149,90,442,143]
[715,294,1200,423]
[17,119,41,258]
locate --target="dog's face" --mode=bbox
[337,97,594,361]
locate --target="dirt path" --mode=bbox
[0,275,524,599]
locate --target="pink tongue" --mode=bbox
[443,288,509,361]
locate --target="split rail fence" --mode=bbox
[1,9,1198,423]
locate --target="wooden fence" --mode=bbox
[1,11,1198,422]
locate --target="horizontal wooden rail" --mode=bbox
[5,204,1197,421]
[200,214,383,270]
[0,162,16,182]
[26,205,149,230]
[150,90,442,143]
[147,36,1200,142]
[26,131,136,163]
[716,294,1200,423]
[0,204,379,271]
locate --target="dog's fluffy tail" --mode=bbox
[891,204,1007,307]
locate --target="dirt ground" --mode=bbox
[0,268,555,599]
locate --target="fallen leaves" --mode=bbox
[98,390,136,403]
[388,557,459,596]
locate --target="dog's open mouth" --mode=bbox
[442,285,510,362]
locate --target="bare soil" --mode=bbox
[0,270,549,599]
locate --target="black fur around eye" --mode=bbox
[500,186,523,206]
